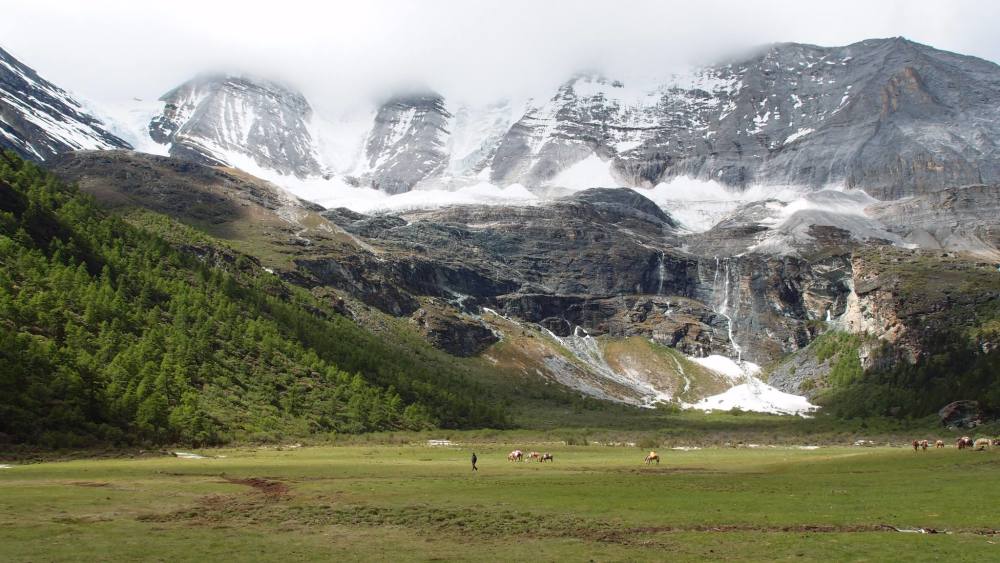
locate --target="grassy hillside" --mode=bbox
[0,152,513,447]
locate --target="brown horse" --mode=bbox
[527,451,541,461]
[539,453,553,462]
[507,450,523,462]
[934,440,945,448]
[957,437,973,450]
[644,451,660,465]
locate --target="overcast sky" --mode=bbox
[3,0,999,112]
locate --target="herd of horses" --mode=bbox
[504,439,998,466]
[507,450,554,462]
[506,449,661,464]
[914,437,999,451]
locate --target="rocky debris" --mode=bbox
[766,349,832,398]
[0,47,130,160]
[149,74,324,178]
[938,400,982,428]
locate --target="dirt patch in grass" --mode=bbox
[222,477,289,499]
[68,481,111,487]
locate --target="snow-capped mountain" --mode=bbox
[488,37,1000,198]
[120,37,1000,210]
[8,36,1000,228]
[148,74,324,178]
[0,47,130,160]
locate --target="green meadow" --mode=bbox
[2,440,998,561]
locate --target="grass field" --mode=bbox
[2,441,999,561]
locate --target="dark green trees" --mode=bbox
[0,152,504,446]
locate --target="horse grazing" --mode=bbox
[912,440,920,451]
[974,438,991,451]
[919,440,929,451]
[934,440,945,449]
[507,450,524,462]
[527,451,541,461]
[957,437,973,450]
[539,453,553,462]
[644,451,660,465]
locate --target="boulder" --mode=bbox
[938,400,981,428]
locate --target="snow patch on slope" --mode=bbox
[688,355,816,415]
[689,382,816,415]
[551,154,621,190]
[748,188,910,254]
[91,98,171,156]
[635,177,806,232]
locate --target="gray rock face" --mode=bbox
[149,74,323,178]
[0,47,130,160]
[360,93,452,194]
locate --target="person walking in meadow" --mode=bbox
[471,452,478,471]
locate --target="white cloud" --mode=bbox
[2,0,997,115]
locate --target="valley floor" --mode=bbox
[2,441,999,561]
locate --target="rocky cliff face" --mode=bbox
[149,74,323,178]
[320,187,854,365]
[0,47,130,160]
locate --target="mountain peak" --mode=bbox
[0,46,130,160]
[148,72,322,178]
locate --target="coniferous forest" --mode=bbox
[0,152,508,447]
